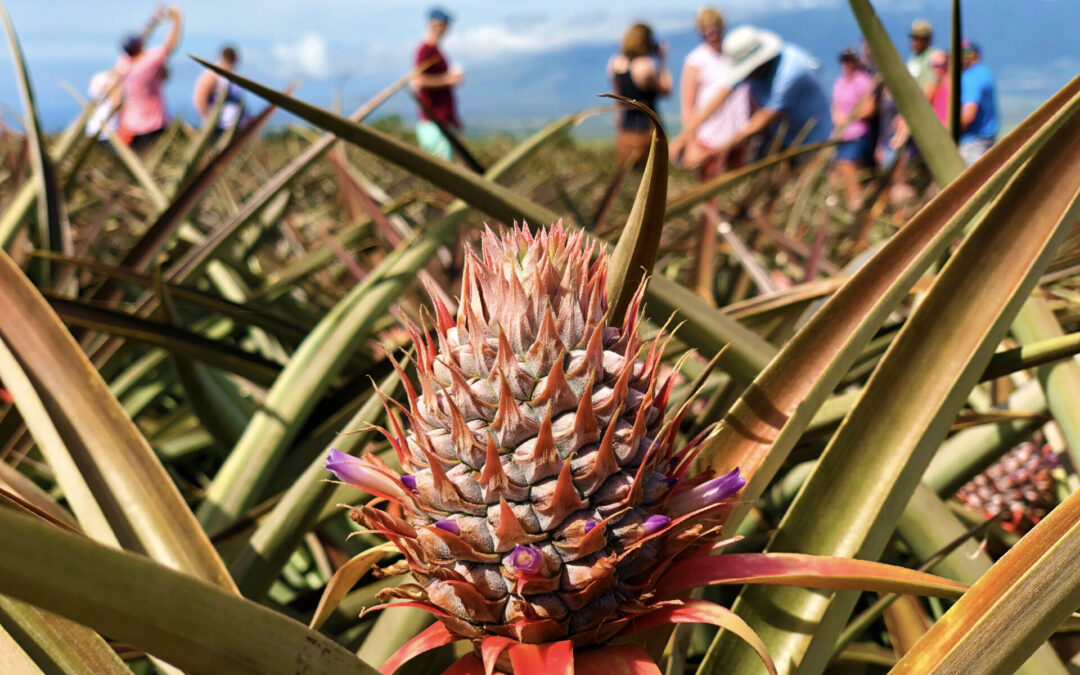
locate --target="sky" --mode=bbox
[1,0,1076,132]
[0,0,868,127]
[1,0,839,72]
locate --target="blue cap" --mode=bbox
[121,34,142,56]
[428,7,452,24]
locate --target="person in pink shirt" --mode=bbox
[118,5,183,150]
[926,49,950,125]
[672,7,751,176]
[831,47,877,205]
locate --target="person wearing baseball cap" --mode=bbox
[674,25,831,164]
[832,47,877,205]
[958,40,999,163]
[412,6,464,160]
[907,19,934,88]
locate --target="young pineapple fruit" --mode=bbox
[327,223,744,645]
[955,440,1058,534]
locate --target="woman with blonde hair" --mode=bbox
[671,7,751,174]
[671,7,751,299]
[608,22,672,166]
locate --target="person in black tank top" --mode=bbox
[615,70,657,131]
[608,23,672,166]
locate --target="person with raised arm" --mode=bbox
[117,4,183,150]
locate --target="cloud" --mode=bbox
[272,32,332,79]
[444,11,627,62]
[436,1,844,65]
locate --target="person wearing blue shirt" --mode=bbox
[958,40,999,164]
[746,43,833,149]
[670,26,832,167]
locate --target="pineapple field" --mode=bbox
[2,1,1080,674]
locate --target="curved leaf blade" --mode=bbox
[625,600,777,675]
[0,0,69,285]
[889,483,1068,675]
[379,622,458,675]
[309,542,395,631]
[47,296,281,387]
[604,95,667,321]
[714,100,1080,675]
[0,249,235,591]
[660,554,966,599]
[0,596,128,675]
[894,486,1080,674]
[0,508,375,675]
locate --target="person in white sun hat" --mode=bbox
[672,25,832,166]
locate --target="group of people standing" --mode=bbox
[609,8,835,179]
[86,5,247,150]
[600,9,1000,205]
[409,5,837,178]
[84,3,999,195]
[832,19,1000,179]
[899,21,1000,164]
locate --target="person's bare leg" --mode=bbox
[834,160,861,208]
[688,142,723,303]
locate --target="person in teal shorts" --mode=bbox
[412,7,464,160]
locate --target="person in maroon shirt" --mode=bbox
[412,7,464,160]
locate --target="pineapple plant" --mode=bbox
[955,440,1059,534]
[1,0,1079,670]
[327,223,964,673]
[328,222,749,667]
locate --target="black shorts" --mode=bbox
[130,128,165,151]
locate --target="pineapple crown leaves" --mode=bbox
[327,222,757,669]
